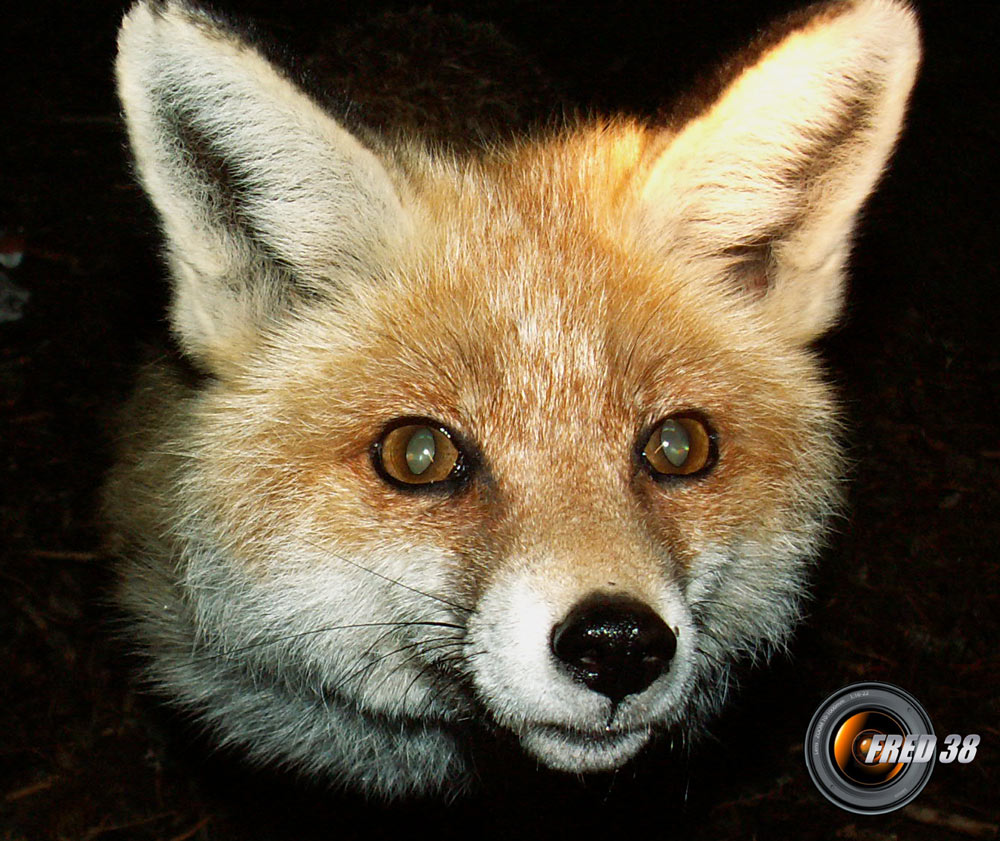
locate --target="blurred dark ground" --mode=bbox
[1,1,996,839]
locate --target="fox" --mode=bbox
[105,0,920,798]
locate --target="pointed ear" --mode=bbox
[636,0,920,344]
[116,1,412,374]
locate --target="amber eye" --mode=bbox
[642,415,715,477]
[375,422,463,486]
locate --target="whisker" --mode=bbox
[194,620,464,665]
[345,636,467,712]
[360,622,415,663]
[340,639,436,687]
[404,661,443,713]
[297,535,474,614]
[396,639,469,704]
[341,633,464,689]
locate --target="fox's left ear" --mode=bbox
[637,0,920,344]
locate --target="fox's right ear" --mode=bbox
[117,0,412,375]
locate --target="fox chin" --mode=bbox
[106,0,920,797]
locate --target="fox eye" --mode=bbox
[642,415,715,478]
[375,422,464,487]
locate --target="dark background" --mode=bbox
[2,1,997,839]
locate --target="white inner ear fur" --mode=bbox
[637,0,920,345]
[116,1,413,372]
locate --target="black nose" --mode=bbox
[550,592,677,703]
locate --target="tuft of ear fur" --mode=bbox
[116,0,412,375]
[636,0,920,344]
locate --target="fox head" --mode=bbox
[111,0,919,795]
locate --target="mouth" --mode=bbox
[518,722,652,773]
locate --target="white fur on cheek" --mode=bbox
[184,536,470,719]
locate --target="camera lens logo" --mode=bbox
[805,682,936,814]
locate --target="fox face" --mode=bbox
[107,0,920,796]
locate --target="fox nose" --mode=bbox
[550,592,677,703]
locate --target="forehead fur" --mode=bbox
[217,123,839,549]
[287,121,828,431]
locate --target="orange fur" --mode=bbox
[107,0,919,796]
